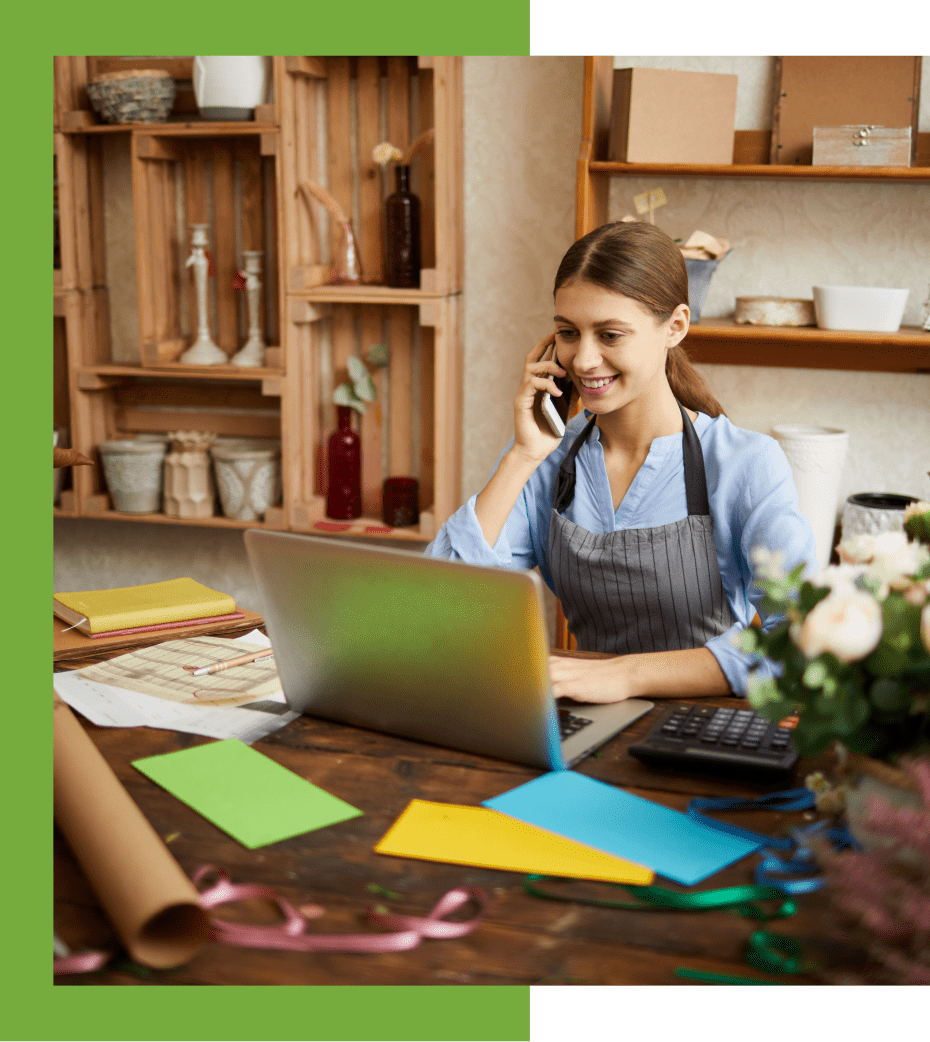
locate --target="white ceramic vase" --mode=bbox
[193,57,268,121]
[99,438,169,514]
[772,424,850,570]
[210,438,281,521]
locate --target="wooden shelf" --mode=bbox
[685,320,930,373]
[60,120,279,136]
[74,510,288,531]
[79,363,285,381]
[293,284,460,306]
[590,160,930,182]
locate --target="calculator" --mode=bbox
[627,703,800,780]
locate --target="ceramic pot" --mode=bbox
[163,431,217,518]
[99,438,168,514]
[841,492,919,540]
[210,437,281,521]
[193,57,268,121]
[772,424,849,570]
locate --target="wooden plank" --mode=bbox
[386,56,411,158]
[211,143,237,355]
[264,155,280,348]
[54,133,78,290]
[418,322,435,512]
[162,156,180,346]
[85,137,108,288]
[61,110,95,131]
[134,135,185,161]
[418,64,436,276]
[69,133,95,288]
[430,296,460,525]
[388,306,413,475]
[732,129,772,165]
[285,56,328,79]
[146,152,170,347]
[359,305,385,516]
[356,56,384,284]
[576,57,613,237]
[326,57,353,267]
[292,60,317,267]
[115,407,280,439]
[130,133,155,358]
[113,381,275,410]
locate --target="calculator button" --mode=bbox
[700,733,720,743]
[740,738,761,749]
[720,735,739,745]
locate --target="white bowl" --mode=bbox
[813,285,909,333]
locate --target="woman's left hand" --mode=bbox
[547,654,635,703]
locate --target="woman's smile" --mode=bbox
[578,374,618,396]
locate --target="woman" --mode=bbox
[425,221,817,704]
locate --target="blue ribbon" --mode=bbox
[687,789,859,893]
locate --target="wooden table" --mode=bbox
[54,652,852,987]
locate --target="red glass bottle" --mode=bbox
[326,406,362,519]
[385,164,420,288]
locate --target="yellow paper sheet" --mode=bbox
[375,800,654,885]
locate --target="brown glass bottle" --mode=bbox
[385,165,420,288]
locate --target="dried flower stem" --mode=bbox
[298,181,349,226]
[400,128,434,165]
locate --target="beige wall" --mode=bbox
[54,55,930,605]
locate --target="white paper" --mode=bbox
[53,630,300,744]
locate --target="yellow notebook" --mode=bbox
[375,800,654,885]
[53,577,237,635]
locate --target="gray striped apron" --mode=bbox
[547,404,735,654]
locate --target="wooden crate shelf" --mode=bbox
[132,130,281,367]
[71,508,288,531]
[284,294,460,532]
[54,56,463,538]
[277,55,463,298]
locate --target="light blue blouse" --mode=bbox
[425,410,818,694]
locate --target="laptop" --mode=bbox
[244,530,653,769]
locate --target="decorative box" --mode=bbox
[812,126,912,168]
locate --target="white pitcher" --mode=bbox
[193,56,268,121]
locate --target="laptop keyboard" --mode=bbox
[558,708,594,739]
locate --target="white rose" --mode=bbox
[837,533,880,565]
[796,589,883,663]
[808,563,868,594]
[868,535,930,588]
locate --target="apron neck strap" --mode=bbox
[553,406,710,516]
[554,414,597,513]
[680,403,710,516]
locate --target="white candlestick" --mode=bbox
[231,250,266,367]
[180,225,227,365]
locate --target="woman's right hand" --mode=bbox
[511,333,568,463]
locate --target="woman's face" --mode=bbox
[553,279,688,417]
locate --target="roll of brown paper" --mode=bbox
[53,696,211,968]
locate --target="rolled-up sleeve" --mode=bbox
[705,437,817,694]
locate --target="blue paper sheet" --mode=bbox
[483,771,761,886]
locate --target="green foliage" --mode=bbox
[746,553,930,763]
[904,507,930,548]
[333,356,378,414]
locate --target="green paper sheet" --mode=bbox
[132,739,362,849]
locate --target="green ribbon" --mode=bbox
[523,875,808,978]
[523,874,797,922]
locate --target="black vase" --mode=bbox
[385,165,420,288]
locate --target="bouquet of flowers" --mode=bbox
[741,502,930,761]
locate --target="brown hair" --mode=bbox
[554,222,725,417]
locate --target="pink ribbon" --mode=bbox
[54,865,488,973]
[193,865,488,953]
[53,950,110,975]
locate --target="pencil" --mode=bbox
[183,648,275,676]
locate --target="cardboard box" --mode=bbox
[607,68,738,164]
[812,125,912,168]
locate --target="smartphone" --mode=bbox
[539,341,569,438]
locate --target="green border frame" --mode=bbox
[10,3,531,1039]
